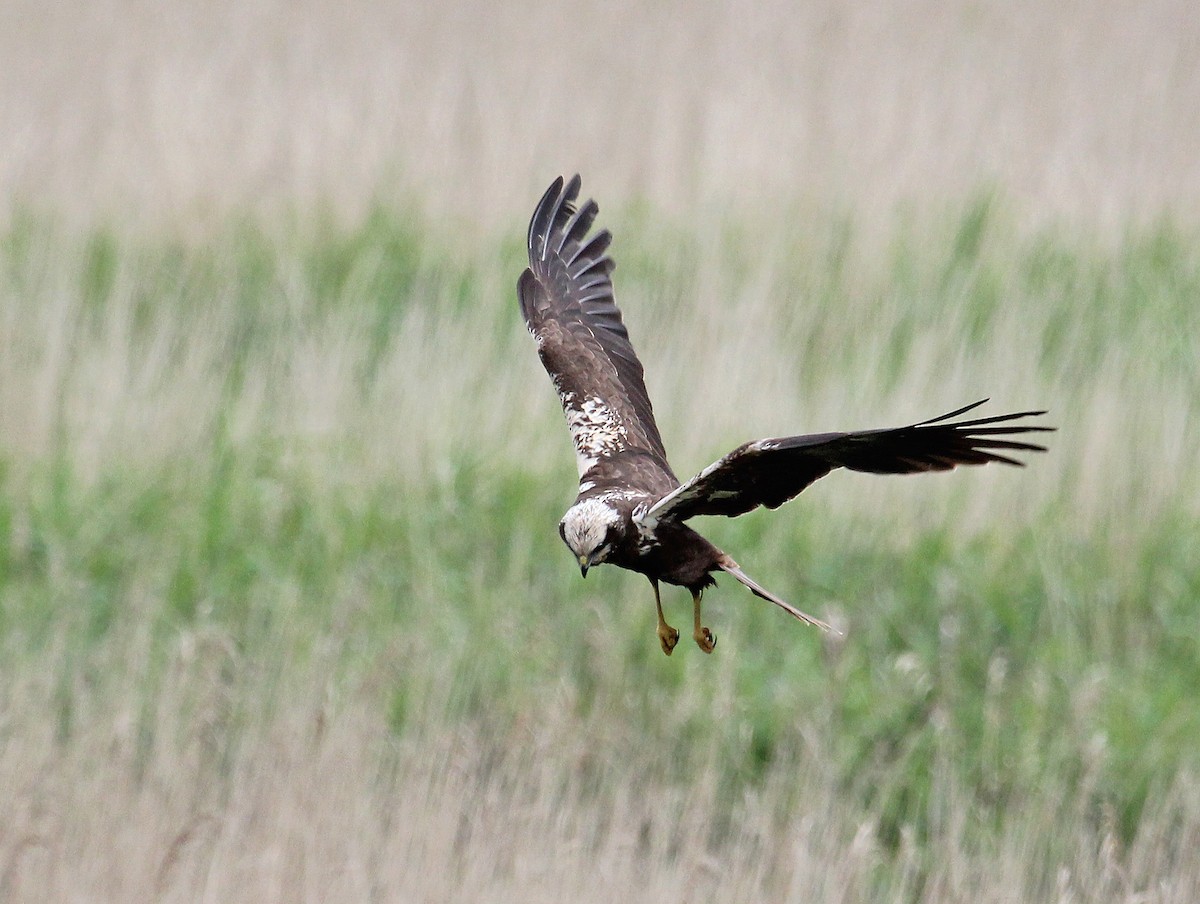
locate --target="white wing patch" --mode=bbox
[633,503,657,547]
[560,393,629,477]
[638,453,731,529]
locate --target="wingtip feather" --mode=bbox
[527,177,564,258]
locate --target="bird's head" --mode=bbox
[559,498,624,577]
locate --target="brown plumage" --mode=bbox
[518,175,1053,655]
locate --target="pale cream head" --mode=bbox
[559,498,623,574]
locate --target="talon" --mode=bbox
[650,578,680,655]
[691,588,716,654]
[658,624,680,656]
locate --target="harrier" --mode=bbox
[518,175,1051,655]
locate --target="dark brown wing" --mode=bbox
[641,400,1053,524]
[518,175,674,485]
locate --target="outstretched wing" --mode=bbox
[642,400,1053,524]
[518,175,674,485]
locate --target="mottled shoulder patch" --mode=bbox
[562,394,629,476]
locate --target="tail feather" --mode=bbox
[718,556,835,633]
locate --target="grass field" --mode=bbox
[3,0,1200,901]
[2,202,1198,901]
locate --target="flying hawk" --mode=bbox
[518,175,1052,655]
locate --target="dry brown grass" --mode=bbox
[3,0,1199,234]
[4,656,1199,903]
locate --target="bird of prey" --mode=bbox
[517,175,1052,655]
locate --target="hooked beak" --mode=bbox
[578,554,589,578]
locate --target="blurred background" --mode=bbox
[1,1,1198,901]
[4,0,1199,231]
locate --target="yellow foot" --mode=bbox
[658,622,680,656]
[691,588,716,653]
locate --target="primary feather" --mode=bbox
[643,400,1053,525]
[518,175,673,484]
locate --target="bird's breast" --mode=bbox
[613,521,722,589]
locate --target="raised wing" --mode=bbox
[641,400,1053,524]
[519,175,674,484]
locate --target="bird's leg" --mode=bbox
[652,579,679,656]
[692,588,716,653]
